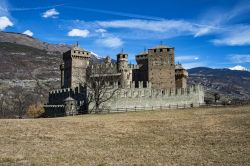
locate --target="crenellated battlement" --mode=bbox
[111,84,203,99]
[87,84,204,110]
[48,85,87,105]
[49,88,72,95]
[128,64,140,69]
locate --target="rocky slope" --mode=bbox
[188,67,250,101]
[0,32,101,108]
[0,32,71,54]
[0,42,61,106]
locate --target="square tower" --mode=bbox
[63,45,91,88]
[148,45,175,89]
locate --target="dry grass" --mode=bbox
[0,106,250,166]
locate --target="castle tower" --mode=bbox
[134,51,149,84]
[175,64,188,89]
[63,45,91,88]
[60,64,64,88]
[148,45,175,89]
[117,52,131,88]
[64,97,77,116]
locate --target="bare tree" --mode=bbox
[0,96,13,118]
[85,61,120,113]
[11,86,31,118]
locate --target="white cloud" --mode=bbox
[95,28,107,37]
[68,29,90,38]
[95,28,106,33]
[229,54,250,63]
[42,8,59,18]
[212,25,250,46]
[63,19,220,40]
[96,37,123,48]
[0,16,13,30]
[23,30,33,36]
[175,55,202,69]
[182,62,206,69]
[96,19,223,39]
[175,56,199,62]
[98,19,197,33]
[193,25,218,37]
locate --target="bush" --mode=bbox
[26,103,45,118]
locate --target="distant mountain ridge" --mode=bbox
[188,67,250,100]
[0,31,71,54]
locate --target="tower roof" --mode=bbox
[117,52,128,55]
[72,45,85,51]
[175,64,185,70]
[64,96,75,102]
[150,45,174,49]
[138,51,148,55]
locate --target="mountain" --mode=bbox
[0,32,72,54]
[91,51,103,59]
[0,32,102,109]
[229,65,250,72]
[188,67,250,101]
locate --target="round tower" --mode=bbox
[117,53,129,88]
[64,97,77,116]
[117,53,128,71]
[175,64,188,89]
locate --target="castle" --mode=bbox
[44,44,204,117]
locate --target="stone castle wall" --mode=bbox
[45,81,204,116]
[88,83,204,111]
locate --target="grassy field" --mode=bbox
[0,106,249,166]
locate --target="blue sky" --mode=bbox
[0,0,250,69]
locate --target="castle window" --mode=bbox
[154,49,156,53]
[167,48,170,51]
[160,49,163,52]
[123,54,126,58]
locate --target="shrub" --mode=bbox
[26,103,45,118]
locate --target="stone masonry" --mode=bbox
[44,44,204,117]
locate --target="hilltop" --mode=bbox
[0,31,71,54]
